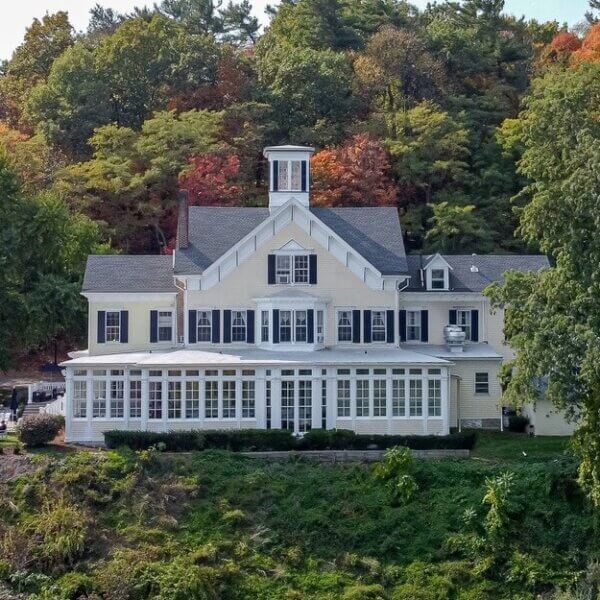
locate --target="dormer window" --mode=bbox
[430,269,446,290]
[273,160,307,192]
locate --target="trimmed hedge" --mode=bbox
[104,428,476,452]
[508,415,529,433]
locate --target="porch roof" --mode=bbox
[61,347,451,369]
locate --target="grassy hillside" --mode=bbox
[0,433,597,599]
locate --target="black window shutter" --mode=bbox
[97,311,106,343]
[223,310,231,343]
[247,310,255,343]
[449,309,457,325]
[273,309,279,343]
[399,310,406,342]
[188,310,197,343]
[309,254,317,284]
[301,161,307,191]
[307,309,314,343]
[272,160,279,191]
[471,310,479,342]
[268,254,276,284]
[352,310,361,344]
[120,311,129,343]
[363,310,372,343]
[150,310,158,343]
[421,310,429,343]
[212,310,220,343]
[386,310,395,343]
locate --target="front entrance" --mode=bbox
[281,378,312,434]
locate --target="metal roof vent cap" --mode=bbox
[470,265,479,273]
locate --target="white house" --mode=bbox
[61,145,552,443]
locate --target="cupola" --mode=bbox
[263,145,315,211]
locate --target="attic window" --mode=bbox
[430,269,447,290]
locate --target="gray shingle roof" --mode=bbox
[405,254,550,292]
[82,255,176,293]
[174,206,408,275]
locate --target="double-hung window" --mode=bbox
[223,381,236,418]
[205,380,218,419]
[337,310,353,342]
[105,311,120,342]
[406,311,421,342]
[231,311,247,342]
[157,311,173,342]
[185,381,200,419]
[295,310,307,342]
[371,311,386,342]
[373,376,387,416]
[242,381,255,418]
[294,255,309,283]
[276,255,292,283]
[275,253,311,284]
[430,269,446,290]
[261,311,269,342]
[197,310,212,342]
[279,310,292,342]
[316,310,324,343]
[475,372,489,394]
[456,309,472,340]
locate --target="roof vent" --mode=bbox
[470,265,479,273]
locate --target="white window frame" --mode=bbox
[231,310,247,342]
[261,310,269,343]
[276,309,310,344]
[456,309,472,341]
[129,379,142,419]
[429,268,448,290]
[274,253,312,285]
[316,310,324,344]
[371,310,387,343]
[157,310,173,342]
[196,309,212,343]
[105,310,121,343]
[72,380,87,419]
[277,160,303,192]
[406,310,421,342]
[475,372,489,395]
[336,309,353,343]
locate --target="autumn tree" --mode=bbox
[179,153,242,206]
[572,23,600,63]
[311,134,397,207]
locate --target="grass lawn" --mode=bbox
[0,432,18,449]
[471,429,571,461]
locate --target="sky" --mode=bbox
[0,0,592,62]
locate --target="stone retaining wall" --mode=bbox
[241,449,470,462]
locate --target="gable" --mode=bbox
[174,203,407,278]
[180,202,407,292]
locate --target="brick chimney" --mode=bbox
[177,189,189,249]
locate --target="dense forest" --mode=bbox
[0,0,599,368]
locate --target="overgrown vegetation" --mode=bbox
[0,435,596,599]
[16,414,64,447]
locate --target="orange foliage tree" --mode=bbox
[572,24,600,64]
[179,153,242,207]
[164,153,242,253]
[311,134,397,207]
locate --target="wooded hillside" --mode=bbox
[0,0,599,366]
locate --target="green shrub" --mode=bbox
[507,415,529,433]
[17,414,64,447]
[373,446,419,504]
[104,428,476,452]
